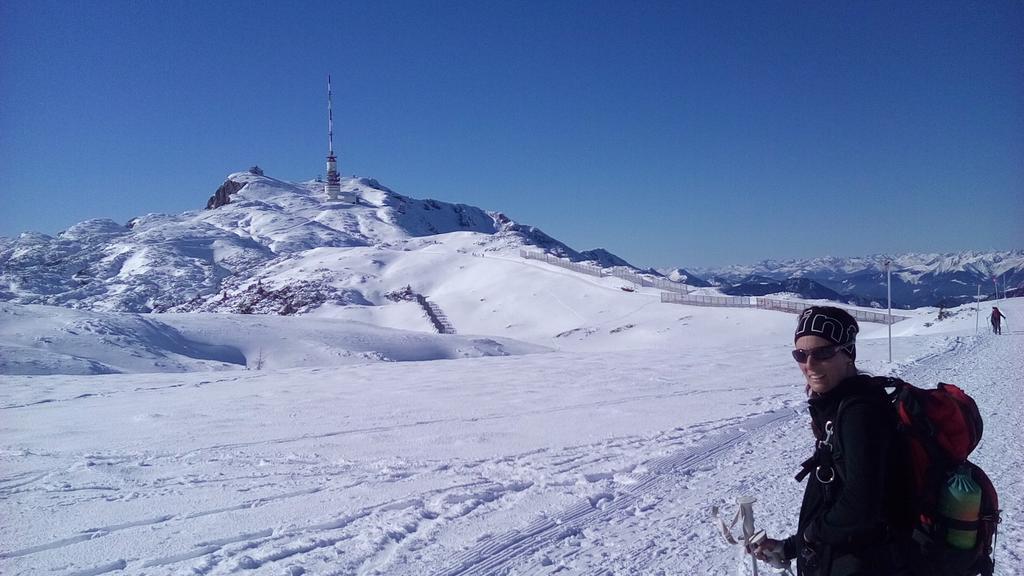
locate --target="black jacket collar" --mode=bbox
[808,374,881,408]
[807,374,886,434]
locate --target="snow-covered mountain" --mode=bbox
[5,170,1017,315]
[691,251,1024,308]
[658,267,712,288]
[719,275,848,301]
[0,171,639,315]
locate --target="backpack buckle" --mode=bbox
[817,420,835,451]
[815,465,836,484]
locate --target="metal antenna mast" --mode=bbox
[328,74,335,155]
[325,74,341,201]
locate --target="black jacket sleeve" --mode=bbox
[806,397,891,545]
[783,534,801,560]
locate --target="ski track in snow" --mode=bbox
[0,386,791,575]
[0,334,1020,575]
[432,408,796,576]
[428,333,1023,576]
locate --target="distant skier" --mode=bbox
[990,306,1006,335]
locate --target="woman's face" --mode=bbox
[794,335,856,395]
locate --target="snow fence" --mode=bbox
[521,250,908,325]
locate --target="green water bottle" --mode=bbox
[938,464,982,550]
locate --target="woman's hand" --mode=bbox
[750,537,790,569]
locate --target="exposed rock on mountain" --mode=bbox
[206,179,246,209]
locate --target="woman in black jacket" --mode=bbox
[753,306,912,576]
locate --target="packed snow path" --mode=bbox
[427,334,1023,576]
[1,333,1020,575]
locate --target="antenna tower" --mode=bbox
[325,74,341,201]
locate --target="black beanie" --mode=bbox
[794,306,859,360]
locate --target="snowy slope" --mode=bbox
[0,273,1005,378]
[0,172,602,315]
[1,298,1021,575]
[1,246,778,374]
[0,303,547,375]
[2,215,741,365]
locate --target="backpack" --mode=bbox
[880,378,1001,576]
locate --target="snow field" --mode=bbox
[0,303,547,375]
[1,300,1021,575]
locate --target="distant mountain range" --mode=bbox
[1,170,1019,313]
[688,252,1024,309]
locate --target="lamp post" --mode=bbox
[975,284,981,335]
[885,260,892,363]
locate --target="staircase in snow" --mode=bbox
[415,294,457,335]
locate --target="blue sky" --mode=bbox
[2,1,1021,268]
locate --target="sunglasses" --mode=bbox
[792,344,852,363]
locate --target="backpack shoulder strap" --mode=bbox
[831,381,902,478]
[834,376,901,424]
[796,378,903,485]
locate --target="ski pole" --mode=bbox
[737,496,759,576]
